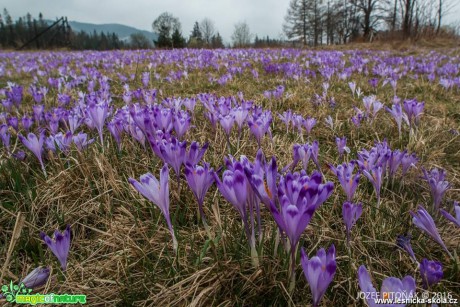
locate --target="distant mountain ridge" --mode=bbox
[47,19,158,42]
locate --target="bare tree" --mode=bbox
[436,0,456,33]
[200,18,216,46]
[310,0,324,46]
[231,21,253,47]
[283,0,325,46]
[401,0,415,38]
[284,0,309,45]
[336,0,361,43]
[350,0,388,41]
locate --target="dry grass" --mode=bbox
[0,47,459,306]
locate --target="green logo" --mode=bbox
[1,282,86,305]
[1,282,33,303]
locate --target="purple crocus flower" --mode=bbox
[403,99,424,126]
[87,101,109,146]
[32,104,44,124]
[72,132,94,151]
[325,115,334,130]
[0,124,11,152]
[29,86,44,103]
[20,266,50,289]
[48,119,59,135]
[422,168,450,211]
[401,152,418,176]
[387,150,405,178]
[440,201,460,227]
[348,82,356,96]
[329,162,360,201]
[185,163,215,223]
[300,245,337,307]
[40,225,71,271]
[386,103,408,137]
[158,138,186,181]
[342,202,362,244]
[1,98,13,112]
[351,113,363,128]
[410,205,452,258]
[214,166,248,223]
[361,165,383,207]
[419,258,443,289]
[292,114,304,134]
[21,115,33,131]
[232,106,249,132]
[304,117,317,135]
[368,78,379,89]
[219,114,235,136]
[155,107,174,133]
[13,150,26,160]
[278,110,292,132]
[67,112,82,134]
[362,95,383,119]
[129,164,177,252]
[6,83,23,106]
[141,72,150,87]
[214,163,261,266]
[51,132,73,154]
[173,110,191,139]
[247,112,272,147]
[358,265,416,307]
[107,120,123,151]
[7,117,18,131]
[335,136,350,157]
[129,125,146,148]
[271,171,333,284]
[291,141,320,171]
[185,141,208,167]
[396,234,416,261]
[245,152,278,208]
[18,131,46,177]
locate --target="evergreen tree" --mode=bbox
[190,21,202,40]
[188,21,203,47]
[211,32,224,48]
[171,28,186,48]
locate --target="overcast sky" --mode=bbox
[2,0,289,44]
[2,0,459,44]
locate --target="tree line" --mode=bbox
[2,4,458,51]
[151,12,284,48]
[152,12,225,48]
[0,9,150,50]
[283,0,458,46]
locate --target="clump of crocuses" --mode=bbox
[271,170,334,290]
[301,245,336,307]
[214,157,260,266]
